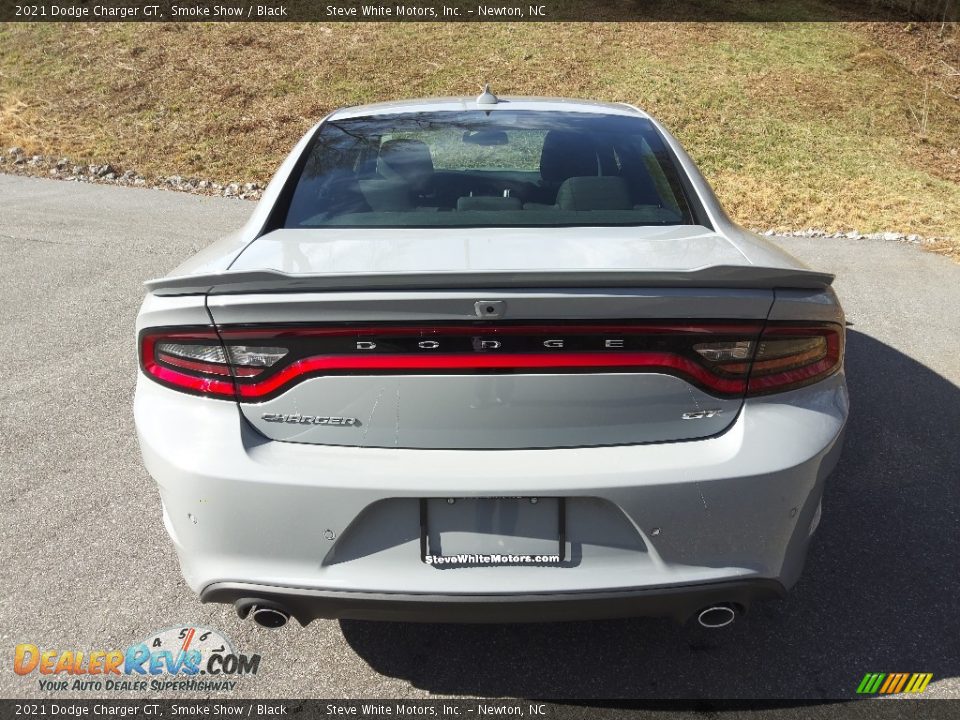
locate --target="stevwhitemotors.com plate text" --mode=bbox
[424,553,561,566]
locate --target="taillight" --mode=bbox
[693,324,843,395]
[139,328,288,398]
[138,322,842,401]
[746,323,844,395]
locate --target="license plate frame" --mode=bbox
[419,497,566,565]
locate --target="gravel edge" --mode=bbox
[1,147,265,201]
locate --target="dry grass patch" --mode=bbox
[0,22,958,241]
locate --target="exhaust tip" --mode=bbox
[696,604,738,629]
[251,605,290,629]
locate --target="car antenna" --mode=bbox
[476,83,498,105]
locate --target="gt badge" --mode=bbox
[681,409,723,420]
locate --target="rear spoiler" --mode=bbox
[145,265,834,296]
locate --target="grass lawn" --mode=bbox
[1,22,957,243]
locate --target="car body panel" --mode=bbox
[328,97,652,120]
[202,288,776,324]
[241,373,746,448]
[134,95,849,622]
[134,370,847,597]
[207,286,773,448]
[227,225,745,275]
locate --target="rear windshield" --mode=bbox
[283,110,698,228]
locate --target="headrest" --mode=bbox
[556,176,632,211]
[358,178,413,212]
[377,139,434,190]
[539,131,599,185]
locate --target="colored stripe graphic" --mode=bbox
[880,673,907,695]
[856,673,886,694]
[905,673,933,693]
[856,672,932,694]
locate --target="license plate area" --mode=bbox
[420,497,566,566]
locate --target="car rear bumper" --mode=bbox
[203,578,786,624]
[135,371,847,622]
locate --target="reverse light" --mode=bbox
[225,345,288,367]
[693,340,754,362]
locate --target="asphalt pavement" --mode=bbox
[1,174,958,701]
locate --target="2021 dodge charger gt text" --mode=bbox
[135,91,848,629]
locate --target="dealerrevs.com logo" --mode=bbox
[14,626,260,692]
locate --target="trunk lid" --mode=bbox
[182,226,830,449]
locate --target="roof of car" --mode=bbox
[328,96,651,120]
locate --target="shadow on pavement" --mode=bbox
[340,330,960,698]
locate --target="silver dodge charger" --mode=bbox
[135,90,848,630]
